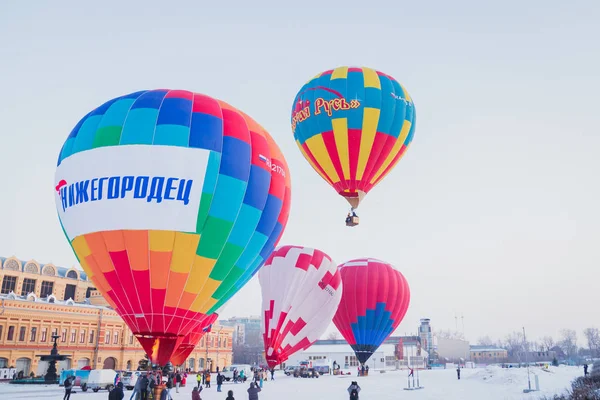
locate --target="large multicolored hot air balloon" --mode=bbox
[259,245,342,368]
[291,66,416,226]
[333,258,410,365]
[171,313,219,367]
[55,89,291,365]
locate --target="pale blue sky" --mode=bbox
[1,0,599,344]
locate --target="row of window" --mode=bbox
[473,352,506,357]
[0,323,229,351]
[1,276,55,297]
[344,355,359,367]
[0,325,98,344]
[1,275,95,300]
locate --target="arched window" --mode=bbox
[24,262,39,274]
[42,265,56,276]
[3,259,20,271]
[66,270,78,279]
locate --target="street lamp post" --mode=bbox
[523,327,531,391]
[205,333,209,372]
[216,327,223,371]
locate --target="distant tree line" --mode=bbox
[475,327,600,364]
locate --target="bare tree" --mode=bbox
[541,336,555,352]
[477,336,495,346]
[436,329,465,340]
[559,329,578,360]
[326,331,340,340]
[583,327,600,357]
[504,331,524,358]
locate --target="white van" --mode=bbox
[222,364,251,382]
[87,369,117,392]
[120,370,140,390]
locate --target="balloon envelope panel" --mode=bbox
[55,89,291,365]
[291,67,416,208]
[333,258,410,364]
[259,245,342,368]
[170,313,218,366]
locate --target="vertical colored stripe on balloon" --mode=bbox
[370,120,411,184]
[165,232,200,308]
[297,141,333,185]
[331,66,349,80]
[356,108,380,180]
[305,135,340,183]
[362,67,381,89]
[332,118,350,180]
[372,143,410,188]
[183,256,216,294]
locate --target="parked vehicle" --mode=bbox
[87,369,117,392]
[120,370,140,390]
[221,364,252,382]
[284,366,298,376]
[59,369,91,391]
[300,367,319,378]
[314,365,329,375]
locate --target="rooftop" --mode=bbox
[1,256,88,281]
[0,291,110,310]
[470,345,507,352]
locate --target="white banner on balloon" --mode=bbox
[55,145,210,240]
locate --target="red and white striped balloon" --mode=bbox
[259,245,343,368]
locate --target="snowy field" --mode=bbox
[0,366,582,400]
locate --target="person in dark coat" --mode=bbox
[584,364,589,376]
[192,386,202,400]
[217,372,224,392]
[348,381,361,400]
[247,382,261,400]
[138,374,150,400]
[457,366,461,380]
[175,371,182,393]
[109,382,125,400]
[63,375,74,400]
[270,369,274,381]
[226,389,235,400]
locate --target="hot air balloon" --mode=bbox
[55,89,291,365]
[170,313,218,367]
[291,67,416,227]
[259,245,342,368]
[333,258,410,366]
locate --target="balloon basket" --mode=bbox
[345,215,359,227]
[153,385,165,399]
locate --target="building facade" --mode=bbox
[220,316,261,347]
[418,318,433,364]
[0,256,233,376]
[285,336,428,371]
[220,316,264,364]
[285,341,398,371]
[470,345,508,363]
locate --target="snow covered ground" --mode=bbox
[0,365,582,400]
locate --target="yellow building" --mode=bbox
[470,345,508,363]
[0,256,233,376]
